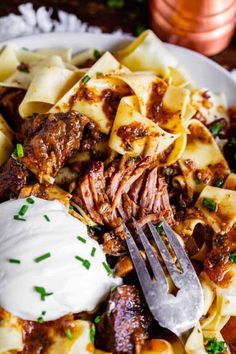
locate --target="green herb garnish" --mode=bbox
[94,49,101,60]
[210,122,223,136]
[229,252,236,264]
[34,253,51,263]
[88,225,102,234]
[107,0,124,9]
[91,247,96,257]
[13,215,26,221]
[90,324,96,343]
[37,316,44,323]
[156,221,164,234]
[77,236,87,244]
[16,143,24,158]
[195,177,202,185]
[34,286,53,301]
[44,215,50,222]
[19,205,28,216]
[26,197,35,204]
[64,328,73,340]
[213,178,224,187]
[202,198,217,212]
[8,258,21,264]
[206,337,226,354]
[81,75,91,84]
[94,315,101,324]
[102,262,112,276]
[135,24,146,36]
[228,137,236,146]
[75,256,91,270]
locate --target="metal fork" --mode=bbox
[123,219,204,339]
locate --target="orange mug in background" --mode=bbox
[149,0,236,56]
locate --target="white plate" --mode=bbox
[2,32,236,106]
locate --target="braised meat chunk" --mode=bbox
[19,111,89,183]
[96,285,151,354]
[0,87,26,132]
[0,157,29,202]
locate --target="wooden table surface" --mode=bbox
[0,0,235,68]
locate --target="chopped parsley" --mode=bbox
[213,178,224,187]
[202,198,217,212]
[94,315,102,324]
[8,258,21,264]
[90,324,96,343]
[107,0,124,9]
[34,286,53,301]
[210,122,223,136]
[229,252,236,264]
[156,221,164,234]
[13,215,26,221]
[16,143,24,158]
[81,75,91,84]
[94,49,101,60]
[64,328,73,340]
[102,261,112,276]
[206,338,226,354]
[44,215,50,222]
[26,197,35,204]
[19,205,28,216]
[34,253,51,263]
[75,256,91,270]
[77,236,87,244]
[91,247,96,257]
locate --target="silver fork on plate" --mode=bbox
[123,219,204,340]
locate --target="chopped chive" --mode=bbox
[75,255,84,262]
[213,178,224,187]
[102,262,112,276]
[37,316,44,323]
[210,122,223,136]
[94,315,102,324]
[34,253,51,263]
[228,137,236,146]
[135,24,146,36]
[75,256,91,270]
[19,205,28,216]
[96,72,104,77]
[156,221,164,234]
[111,286,117,292]
[16,143,24,158]
[64,328,73,340]
[83,259,91,270]
[14,215,26,221]
[81,75,90,84]
[26,197,35,204]
[107,0,124,9]
[44,215,50,222]
[9,258,21,264]
[90,324,96,343]
[91,247,96,257]
[195,177,202,185]
[42,310,46,316]
[229,252,236,264]
[34,286,53,301]
[202,197,217,212]
[69,205,74,210]
[94,49,101,60]
[77,236,87,244]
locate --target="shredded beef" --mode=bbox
[96,285,151,354]
[18,111,89,183]
[0,87,25,132]
[0,157,29,201]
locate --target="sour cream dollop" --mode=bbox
[0,197,121,321]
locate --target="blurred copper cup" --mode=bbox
[149,0,236,55]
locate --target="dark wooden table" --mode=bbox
[0,0,235,68]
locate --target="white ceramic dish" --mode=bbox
[2,32,236,106]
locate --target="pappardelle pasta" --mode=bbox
[0,30,235,354]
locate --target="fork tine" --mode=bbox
[162,221,195,274]
[148,222,183,287]
[133,219,168,292]
[123,223,154,298]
